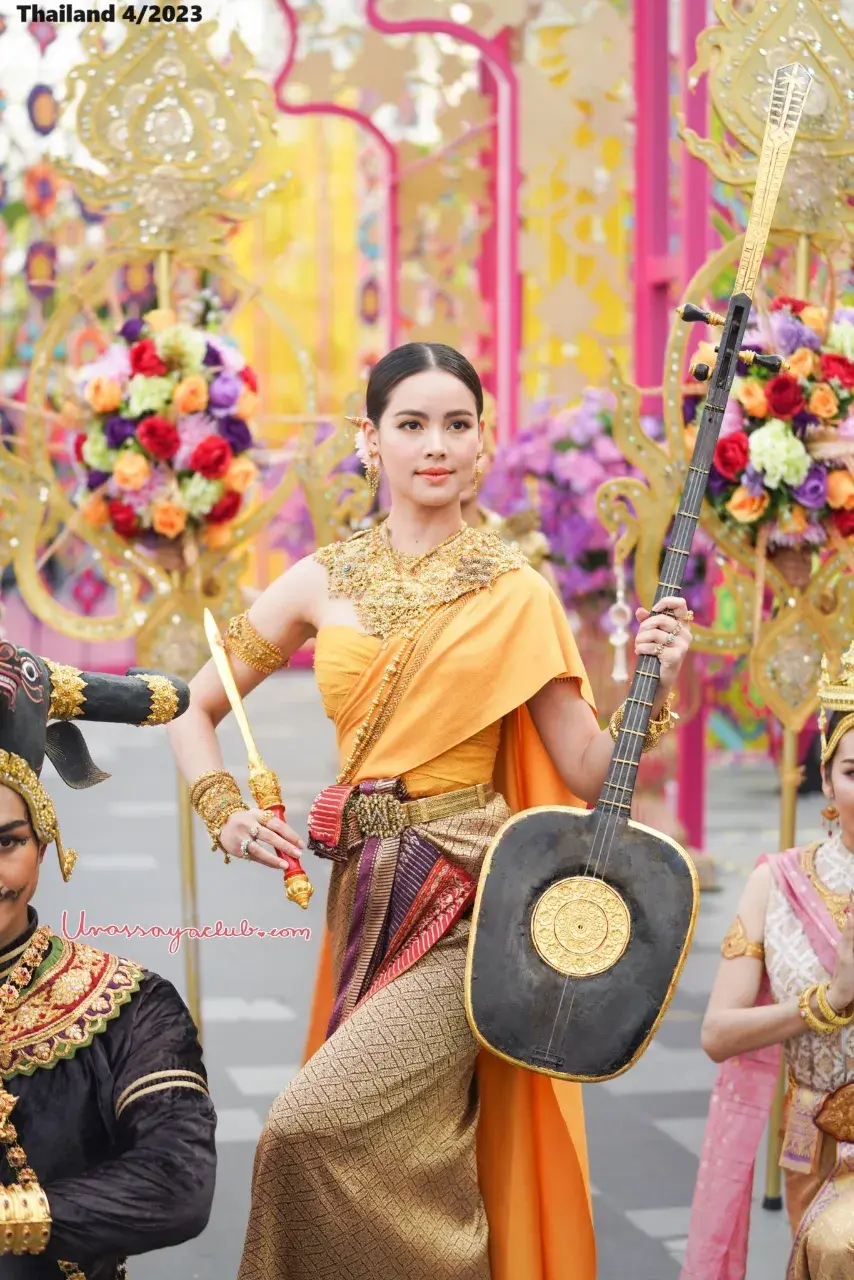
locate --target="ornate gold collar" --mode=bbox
[0,936,143,1079]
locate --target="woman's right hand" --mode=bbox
[219,808,305,871]
[827,893,854,1013]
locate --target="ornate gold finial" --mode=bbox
[45,661,86,722]
[56,19,287,250]
[819,642,854,763]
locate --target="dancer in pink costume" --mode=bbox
[682,642,854,1280]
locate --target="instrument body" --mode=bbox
[466,806,698,1081]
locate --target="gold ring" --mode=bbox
[685,610,694,621]
[249,824,260,840]
[654,642,664,657]
[257,813,269,828]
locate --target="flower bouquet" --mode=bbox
[69,307,261,555]
[701,297,854,584]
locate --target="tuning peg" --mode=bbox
[678,303,725,327]
[737,351,790,373]
[689,360,712,382]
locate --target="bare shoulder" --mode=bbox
[735,861,774,936]
[249,553,328,640]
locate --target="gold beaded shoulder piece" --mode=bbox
[224,613,287,676]
[313,521,526,643]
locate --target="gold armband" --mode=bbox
[224,613,287,676]
[721,916,765,963]
[0,1182,51,1255]
[609,693,678,754]
[190,769,248,857]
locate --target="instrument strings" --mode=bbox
[543,424,719,1056]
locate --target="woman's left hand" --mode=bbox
[634,596,693,689]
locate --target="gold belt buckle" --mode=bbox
[353,791,408,839]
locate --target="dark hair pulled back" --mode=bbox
[825,709,854,767]
[365,343,484,424]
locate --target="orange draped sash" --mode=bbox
[305,565,597,1280]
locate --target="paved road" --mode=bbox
[37,671,818,1279]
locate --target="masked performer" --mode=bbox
[0,642,217,1279]
[682,641,854,1280]
[170,342,693,1280]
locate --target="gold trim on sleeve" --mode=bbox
[115,1068,208,1114]
[721,916,765,962]
[133,674,180,726]
[224,613,287,676]
[44,660,86,722]
[116,1075,209,1120]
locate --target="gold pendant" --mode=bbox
[531,876,631,977]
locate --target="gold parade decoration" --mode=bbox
[597,0,854,1209]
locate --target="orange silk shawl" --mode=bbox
[304,566,598,1280]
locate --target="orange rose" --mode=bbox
[80,493,110,528]
[224,455,258,494]
[777,503,809,536]
[144,308,177,333]
[236,387,259,420]
[800,305,826,336]
[808,382,839,420]
[60,399,86,428]
[151,500,188,539]
[736,379,768,418]
[786,347,818,380]
[827,469,854,511]
[726,485,770,524]
[113,451,152,492]
[173,375,208,415]
[203,522,233,550]
[85,376,123,415]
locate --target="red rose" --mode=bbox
[129,338,168,378]
[73,432,86,464]
[239,366,258,393]
[820,353,854,390]
[207,490,242,524]
[108,499,140,538]
[833,509,854,539]
[765,373,805,419]
[712,431,750,481]
[137,414,179,461]
[189,435,233,480]
[770,295,808,314]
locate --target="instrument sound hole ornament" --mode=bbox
[531,876,630,977]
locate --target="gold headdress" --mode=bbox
[819,642,854,765]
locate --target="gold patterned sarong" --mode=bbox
[785,1083,854,1278]
[238,795,511,1280]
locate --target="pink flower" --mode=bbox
[76,342,131,393]
[592,434,623,464]
[719,394,745,437]
[204,333,245,375]
[174,413,218,471]
[108,466,170,515]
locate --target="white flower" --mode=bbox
[354,426,371,467]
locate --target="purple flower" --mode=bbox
[119,318,145,343]
[834,307,854,326]
[204,333,245,375]
[791,463,828,510]
[218,415,253,454]
[771,311,821,356]
[743,464,767,498]
[736,343,765,376]
[208,371,242,412]
[203,343,221,368]
[104,416,137,449]
[792,410,819,437]
[86,469,111,490]
[707,466,730,497]
[682,395,701,426]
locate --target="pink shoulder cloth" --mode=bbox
[680,847,839,1280]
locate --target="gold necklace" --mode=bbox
[802,843,850,931]
[0,925,51,1014]
[382,522,466,573]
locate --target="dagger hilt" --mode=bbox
[248,764,314,910]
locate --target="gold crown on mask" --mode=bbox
[818,641,854,765]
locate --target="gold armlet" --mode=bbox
[799,985,839,1035]
[0,1182,51,1255]
[609,693,678,754]
[190,770,248,855]
[721,916,765,962]
[224,613,288,676]
[815,982,854,1028]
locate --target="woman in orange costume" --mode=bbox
[169,343,694,1280]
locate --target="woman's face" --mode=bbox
[365,369,483,510]
[0,785,43,943]
[824,726,854,837]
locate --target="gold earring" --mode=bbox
[822,802,840,836]
[473,453,484,496]
[367,454,380,501]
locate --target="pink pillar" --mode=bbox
[677,0,711,850]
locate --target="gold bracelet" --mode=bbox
[609,693,678,754]
[190,771,248,855]
[224,613,287,676]
[0,1182,51,1255]
[815,982,854,1028]
[799,984,839,1035]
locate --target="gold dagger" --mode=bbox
[203,608,313,909]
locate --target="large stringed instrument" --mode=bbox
[465,63,813,1082]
